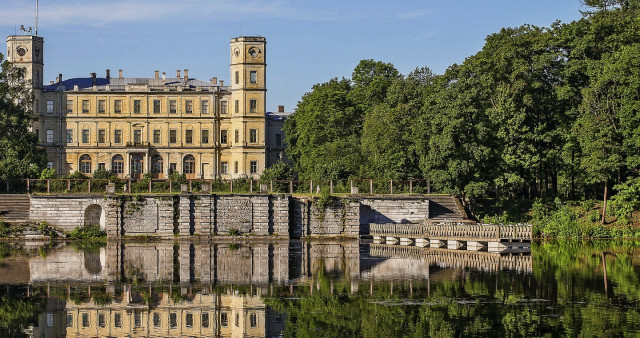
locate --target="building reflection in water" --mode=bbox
[2,240,531,337]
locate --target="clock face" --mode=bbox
[16,47,26,57]
[248,47,260,58]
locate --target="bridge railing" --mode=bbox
[371,222,532,241]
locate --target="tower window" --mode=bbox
[235,100,239,114]
[46,129,53,143]
[234,161,238,174]
[235,129,239,144]
[250,71,257,83]
[276,133,282,147]
[235,71,239,84]
[220,101,227,114]
[47,100,54,113]
[220,130,228,144]
[250,99,257,113]
[249,129,257,143]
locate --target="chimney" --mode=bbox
[184,69,189,81]
[211,77,217,85]
[50,81,54,85]
[220,80,224,86]
[106,69,111,79]
[58,73,62,83]
[162,72,166,82]
[91,72,97,85]
[176,70,181,79]
[154,70,159,79]
[278,105,285,113]
[118,69,123,78]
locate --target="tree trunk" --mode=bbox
[602,180,608,225]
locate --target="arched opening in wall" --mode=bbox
[183,154,196,179]
[130,154,144,180]
[84,251,102,275]
[151,155,164,179]
[84,204,106,231]
[79,154,92,175]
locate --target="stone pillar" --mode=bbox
[104,195,122,238]
[156,197,175,237]
[343,200,360,238]
[179,243,191,285]
[272,195,290,237]
[177,194,192,236]
[194,194,213,236]
[272,242,289,284]
[252,196,270,235]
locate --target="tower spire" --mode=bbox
[35,0,39,36]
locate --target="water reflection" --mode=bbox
[2,240,639,336]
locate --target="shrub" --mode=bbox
[68,224,106,239]
[610,177,640,224]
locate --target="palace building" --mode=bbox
[6,33,268,179]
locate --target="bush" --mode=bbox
[610,177,640,224]
[68,224,106,239]
[92,169,115,180]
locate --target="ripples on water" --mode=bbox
[0,240,639,337]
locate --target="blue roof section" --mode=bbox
[266,111,293,120]
[44,77,220,92]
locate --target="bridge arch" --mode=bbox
[84,203,106,231]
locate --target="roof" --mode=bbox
[44,77,225,92]
[266,111,294,121]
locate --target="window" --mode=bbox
[46,129,53,143]
[202,130,209,144]
[221,312,228,327]
[276,133,282,147]
[250,160,257,174]
[98,313,105,327]
[185,129,193,144]
[112,155,123,174]
[66,313,73,328]
[250,70,257,83]
[66,100,73,113]
[169,163,177,174]
[98,129,105,143]
[169,130,177,144]
[82,129,89,143]
[220,130,228,144]
[82,100,89,114]
[153,100,161,114]
[201,100,209,114]
[249,129,257,143]
[98,163,105,171]
[235,313,239,327]
[134,311,141,327]
[235,129,239,144]
[221,162,228,174]
[250,313,257,327]
[169,100,177,113]
[235,100,239,114]
[47,162,54,169]
[114,129,122,144]
[133,129,142,144]
[169,313,177,328]
[47,100,54,113]
[250,99,257,113]
[202,313,209,328]
[98,100,105,113]
[186,313,193,328]
[66,129,73,143]
[220,101,227,114]
[151,155,163,175]
[153,129,161,144]
[114,99,122,114]
[47,313,54,327]
[82,313,89,327]
[235,71,239,84]
[153,313,161,327]
[234,161,238,174]
[183,155,195,175]
[114,313,122,328]
[133,100,141,114]
[185,100,193,114]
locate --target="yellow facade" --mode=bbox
[6,35,267,179]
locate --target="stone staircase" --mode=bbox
[427,195,468,221]
[0,194,30,222]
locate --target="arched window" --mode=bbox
[183,154,195,178]
[131,154,144,179]
[151,155,163,178]
[111,155,124,174]
[79,154,92,174]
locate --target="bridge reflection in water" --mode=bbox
[3,240,531,337]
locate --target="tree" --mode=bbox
[0,53,47,180]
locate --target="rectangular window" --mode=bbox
[153,130,161,144]
[82,129,89,143]
[66,100,73,113]
[134,312,141,327]
[276,133,282,147]
[249,99,257,113]
[169,130,177,143]
[249,129,257,143]
[220,101,227,114]
[47,100,54,113]
[153,100,161,114]
[250,313,257,327]
[46,129,53,143]
[66,129,73,143]
[185,100,193,114]
[169,100,177,114]
[82,313,89,327]
[98,163,105,171]
[98,100,105,114]
[98,313,105,327]
[221,162,228,174]
[153,313,161,327]
[66,313,73,328]
[235,129,239,144]
[202,313,209,328]
[235,100,239,114]
[47,313,54,327]
[114,313,122,328]
[169,313,177,328]
[98,129,105,143]
[114,129,122,144]
[114,99,122,114]
[250,160,257,174]
[235,71,239,84]
[201,100,209,114]
[235,313,239,327]
[169,163,176,174]
[186,313,193,328]
[220,130,228,144]
[133,100,141,114]
[234,161,238,174]
[221,312,228,327]
[250,70,257,83]
[202,130,209,144]
[185,130,193,144]
[82,100,89,114]
[133,129,142,144]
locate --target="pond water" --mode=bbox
[0,240,639,337]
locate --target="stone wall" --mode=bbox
[290,197,360,238]
[30,195,111,232]
[359,197,429,234]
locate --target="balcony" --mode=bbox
[125,142,151,148]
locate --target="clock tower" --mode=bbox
[6,34,44,89]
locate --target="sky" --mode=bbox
[1,0,587,112]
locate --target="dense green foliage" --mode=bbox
[67,224,106,239]
[0,54,47,180]
[284,3,640,224]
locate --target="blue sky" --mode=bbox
[1,0,586,112]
